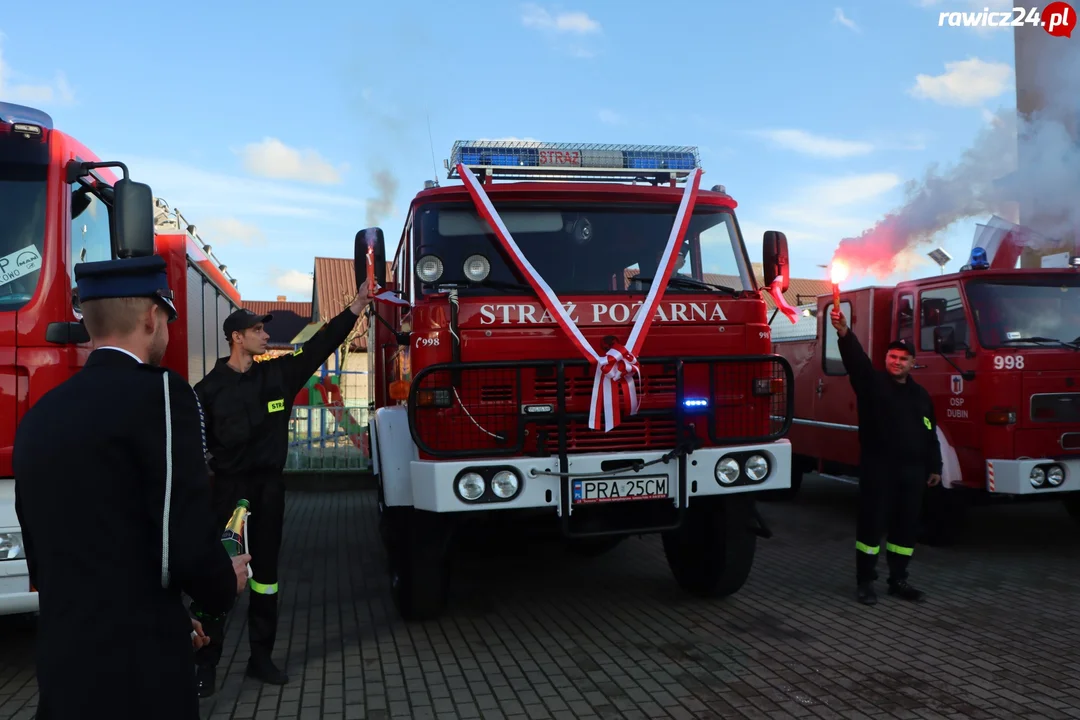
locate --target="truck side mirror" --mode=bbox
[934,326,956,355]
[762,230,789,293]
[111,178,156,259]
[354,227,387,294]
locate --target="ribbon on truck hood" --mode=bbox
[766,278,799,324]
[457,163,702,432]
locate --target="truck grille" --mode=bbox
[1030,393,1080,423]
[407,355,793,458]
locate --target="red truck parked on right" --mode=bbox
[771,222,1080,544]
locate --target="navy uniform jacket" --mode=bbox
[195,306,360,477]
[13,348,237,720]
[837,331,944,475]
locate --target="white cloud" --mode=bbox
[753,129,875,158]
[597,109,624,125]
[833,8,860,32]
[0,38,74,107]
[114,154,363,221]
[237,138,347,185]
[274,269,314,299]
[739,172,903,270]
[199,217,265,246]
[910,58,1013,107]
[521,4,601,33]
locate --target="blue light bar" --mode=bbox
[684,398,709,408]
[0,102,53,130]
[447,140,700,182]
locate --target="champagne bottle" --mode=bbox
[221,499,250,557]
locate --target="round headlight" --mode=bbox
[1030,467,1046,488]
[715,457,739,485]
[463,254,491,282]
[491,470,519,498]
[416,255,444,284]
[745,454,769,482]
[457,472,485,500]
[1048,465,1065,487]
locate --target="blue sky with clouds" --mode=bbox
[0,0,1027,301]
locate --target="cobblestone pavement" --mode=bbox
[3,475,1080,719]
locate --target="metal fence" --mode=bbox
[285,403,371,473]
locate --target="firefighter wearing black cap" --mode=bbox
[14,255,250,719]
[831,308,942,606]
[191,285,369,695]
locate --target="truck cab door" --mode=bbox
[913,285,976,454]
[812,294,861,468]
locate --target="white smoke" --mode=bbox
[833,30,1080,277]
[365,169,398,228]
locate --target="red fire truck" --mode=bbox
[0,101,240,616]
[771,222,1080,544]
[356,140,797,620]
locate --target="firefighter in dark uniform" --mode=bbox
[192,284,369,695]
[13,255,251,719]
[831,308,942,606]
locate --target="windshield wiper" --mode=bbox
[1001,336,1079,350]
[635,275,738,295]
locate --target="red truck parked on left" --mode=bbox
[0,102,241,616]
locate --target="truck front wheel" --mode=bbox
[382,507,453,621]
[661,495,757,597]
[1062,494,1080,525]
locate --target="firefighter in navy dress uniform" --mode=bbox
[12,255,251,719]
[191,284,369,696]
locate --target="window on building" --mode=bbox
[822,300,852,376]
[919,286,970,352]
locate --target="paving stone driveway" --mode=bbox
[2,476,1080,719]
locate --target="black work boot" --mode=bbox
[887,579,926,603]
[195,665,217,698]
[856,582,877,605]
[246,655,288,685]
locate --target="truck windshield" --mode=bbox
[965,274,1080,348]
[0,131,48,312]
[412,201,755,296]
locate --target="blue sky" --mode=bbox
[0,0,1028,301]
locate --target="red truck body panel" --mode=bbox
[774,266,1080,496]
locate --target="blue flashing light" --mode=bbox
[968,246,990,270]
[448,140,700,180]
[684,398,709,408]
[0,102,53,130]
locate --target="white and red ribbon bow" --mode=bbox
[457,162,702,432]
[366,246,410,308]
[765,277,798,324]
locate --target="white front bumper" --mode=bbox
[0,559,37,615]
[409,439,791,513]
[986,457,1080,495]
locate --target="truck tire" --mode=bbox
[382,507,452,621]
[919,485,968,547]
[661,495,757,597]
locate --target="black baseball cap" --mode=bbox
[223,308,272,339]
[886,338,915,357]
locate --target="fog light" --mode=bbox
[457,472,485,500]
[715,457,739,485]
[416,255,444,284]
[1030,467,1046,488]
[463,254,491,282]
[1048,465,1065,487]
[491,470,519,498]
[745,454,769,481]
